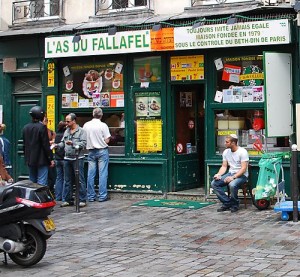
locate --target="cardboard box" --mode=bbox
[217,116,229,129]
[228,117,245,129]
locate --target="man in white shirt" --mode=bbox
[83,108,111,202]
[211,134,249,213]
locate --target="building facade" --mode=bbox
[0,0,298,197]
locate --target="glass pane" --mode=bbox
[68,112,125,156]
[135,0,147,6]
[215,109,289,156]
[216,55,264,102]
[112,0,128,9]
[133,56,162,83]
[176,91,196,154]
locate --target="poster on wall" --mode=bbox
[215,55,264,103]
[180,92,193,107]
[170,55,204,81]
[61,61,124,108]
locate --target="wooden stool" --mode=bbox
[227,164,252,209]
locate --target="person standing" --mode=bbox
[0,123,12,175]
[83,108,111,202]
[53,121,66,201]
[22,106,55,186]
[56,113,87,207]
[211,134,249,213]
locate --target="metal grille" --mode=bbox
[13,0,63,23]
[13,77,42,94]
[96,0,150,13]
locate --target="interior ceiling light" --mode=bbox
[72,34,81,43]
[192,19,206,29]
[227,15,237,25]
[152,23,162,31]
[108,26,117,36]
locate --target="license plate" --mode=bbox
[42,218,56,232]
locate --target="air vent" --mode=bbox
[3,58,17,72]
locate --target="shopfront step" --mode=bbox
[108,187,207,202]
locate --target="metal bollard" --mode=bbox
[74,145,80,213]
[291,144,299,222]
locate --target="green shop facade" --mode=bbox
[0,12,298,198]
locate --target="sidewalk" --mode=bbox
[1,199,300,277]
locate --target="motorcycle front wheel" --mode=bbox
[8,226,47,267]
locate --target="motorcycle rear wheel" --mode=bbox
[8,226,47,267]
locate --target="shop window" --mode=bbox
[60,60,125,156]
[215,109,289,156]
[133,56,162,83]
[212,54,289,156]
[65,112,125,156]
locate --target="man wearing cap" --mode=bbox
[211,134,249,212]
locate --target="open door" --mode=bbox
[172,84,205,191]
[264,52,293,137]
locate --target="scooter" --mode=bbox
[0,180,56,267]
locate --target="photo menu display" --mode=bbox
[61,60,124,108]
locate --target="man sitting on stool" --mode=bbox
[211,134,249,213]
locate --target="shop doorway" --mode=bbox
[12,76,42,181]
[172,84,205,192]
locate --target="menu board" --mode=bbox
[170,55,204,81]
[135,91,162,153]
[136,119,162,153]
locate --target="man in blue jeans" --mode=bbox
[83,108,111,202]
[211,134,249,213]
[56,113,87,208]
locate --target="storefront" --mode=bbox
[0,8,295,197]
[41,14,297,196]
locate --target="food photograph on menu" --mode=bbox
[135,91,161,118]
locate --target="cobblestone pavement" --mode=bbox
[1,199,300,277]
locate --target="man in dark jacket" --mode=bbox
[22,106,55,186]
